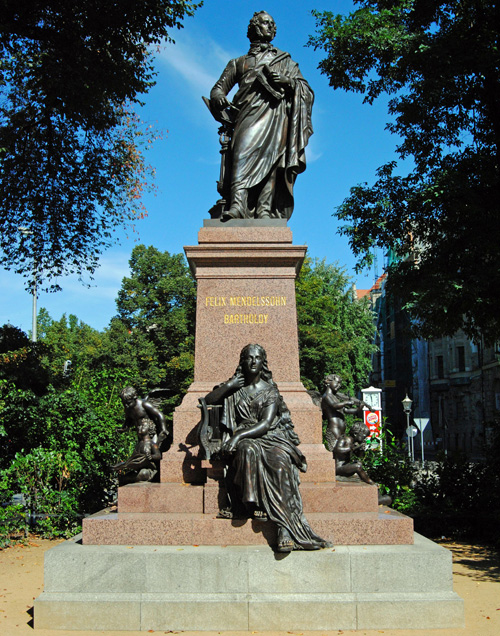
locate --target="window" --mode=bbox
[436,355,444,379]
[457,346,465,372]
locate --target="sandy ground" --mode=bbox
[0,537,499,636]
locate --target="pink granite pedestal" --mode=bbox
[82,222,414,547]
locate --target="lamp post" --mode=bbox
[19,227,37,343]
[402,394,413,461]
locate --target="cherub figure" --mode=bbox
[112,418,161,485]
[333,421,375,485]
[321,374,371,452]
[119,386,169,447]
[333,421,392,506]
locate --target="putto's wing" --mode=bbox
[145,388,172,411]
[307,389,322,407]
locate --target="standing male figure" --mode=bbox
[209,11,314,221]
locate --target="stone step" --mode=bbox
[35,532,463,631]
[82,507,413,546]
[159,443,336,483]
[117,480,379,514]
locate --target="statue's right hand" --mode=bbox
[226,373,245,390]
[212,95,231,110]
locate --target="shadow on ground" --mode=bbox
[440,541,500,583]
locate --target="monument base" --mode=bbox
[35,532,464,631]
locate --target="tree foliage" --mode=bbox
[96,245,197,420]
[0,1,201,289]
[296,257,376,392]
[309,1,500,342]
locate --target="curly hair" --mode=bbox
[120,386,137,401]
[138,417,156,438]
[350,421,370,440]
[324,373,342,385]
[247,11,276,42]
[236,343,276,386]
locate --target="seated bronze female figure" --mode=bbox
[204,343,332,553]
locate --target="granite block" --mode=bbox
[356,591,465,629]
[309,509,414,545]
[248,593,357,631]
[144,547,250,594]
[300,481,379,513]
[34,592,141,631]
[198,224,292,243]
[142,593,249,631]
[44,540,146,593]
[350,532,453,592]
[247,545,348,594]
[36,533,464,630]
[82,508,414,546]
[118,482,204,513]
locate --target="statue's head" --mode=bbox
[237,343,274,384]
[138,417,156,439]
[324,373,342,390]
[120,386,137,406]
[247,11,276,43]
[350,421,370,443]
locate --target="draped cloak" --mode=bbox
[220,383,330,550]
[210,45,314,219]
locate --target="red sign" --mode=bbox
[364,410,381,437]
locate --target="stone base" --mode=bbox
[35,532,464,631]
[117,479,379,514]
[82,506,414,546]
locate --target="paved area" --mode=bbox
[1,537,499,635]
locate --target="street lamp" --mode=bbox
[402,394,413,460]
[18,227,37,343]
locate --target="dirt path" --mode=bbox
[0,538,499,635]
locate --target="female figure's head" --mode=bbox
[236,343,275,384]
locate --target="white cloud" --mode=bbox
[156,35,235,95]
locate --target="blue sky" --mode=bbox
[1,1,398,334]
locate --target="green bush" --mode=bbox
[352,421,417,508]
[2,448,82,538]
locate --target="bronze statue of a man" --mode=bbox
[208,11,314,221]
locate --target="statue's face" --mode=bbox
[122,395,136,408]
[326,375,341,391]
[257,13,275,42]
[241,345,264,376]
[352,428,367,443]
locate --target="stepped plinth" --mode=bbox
[36,221,463,631]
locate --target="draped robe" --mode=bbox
[221,383,330,550]
[210,44,314,219]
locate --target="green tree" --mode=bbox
[37,309,105,381]
[309,1,500,342]
[97,245,196,420]
[296,257,376,392]
[0,1,201,290]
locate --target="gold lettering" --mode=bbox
[281,296,286,306]
[222,312,270,324]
